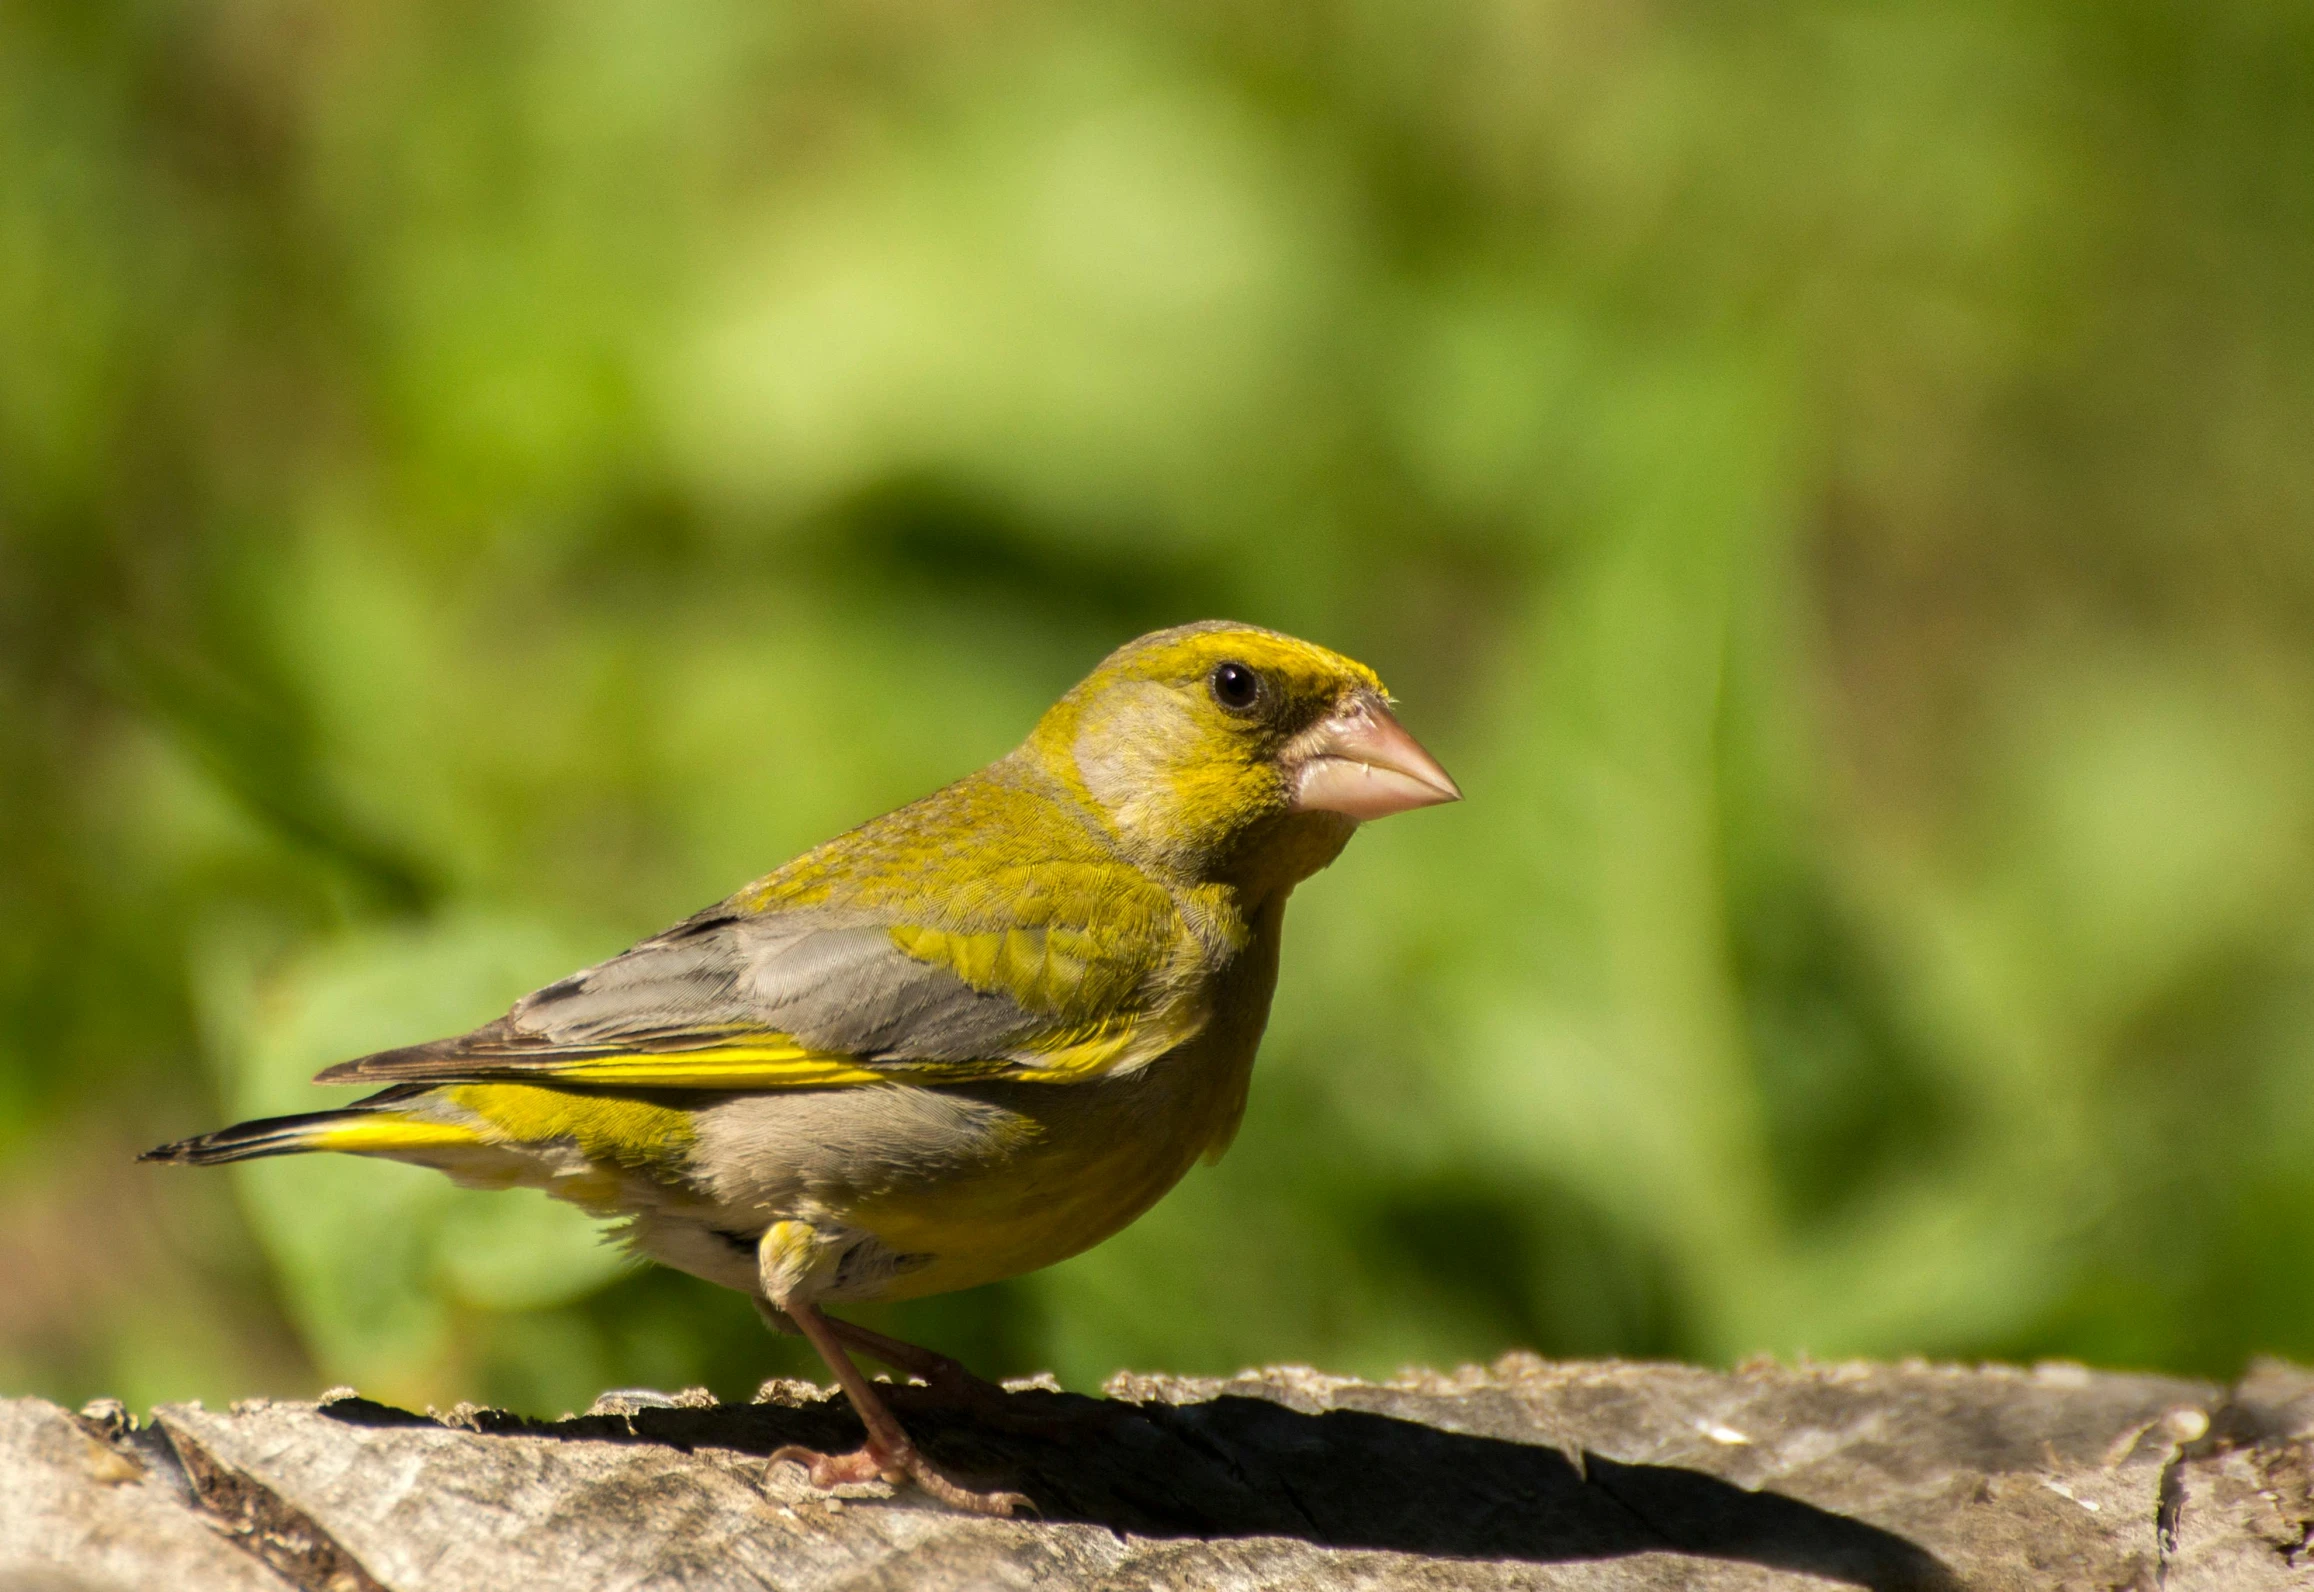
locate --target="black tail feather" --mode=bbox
[141,1108,363,1166]
[143,1085,433,1166]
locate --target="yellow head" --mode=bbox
[1024,621,1459,887]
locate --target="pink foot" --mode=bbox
[769,1440,1030,1516]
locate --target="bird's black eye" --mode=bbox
[1208,661,1262,714]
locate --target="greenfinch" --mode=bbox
[147,621,1459,1512]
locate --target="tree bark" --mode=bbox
[6,1355,2311,1590]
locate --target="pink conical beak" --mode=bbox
[1287,691,1461,820]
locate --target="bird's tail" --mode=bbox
[141,1089,468,1166]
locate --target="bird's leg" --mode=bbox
[755,1300,981,1400]
[756,1222,1026,1515]
[823,1317,1007,1407]
[757,1295,1013,1406]
[754,1302,987,1396]
[765,1300,1121,1441]
[767,1298,1029,1516]
[836,1318,1129,1437]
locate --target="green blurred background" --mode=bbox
[5,0,2312,1418]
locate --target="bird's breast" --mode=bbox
[670,1035,1253,1301]
[677,913,1285,1301]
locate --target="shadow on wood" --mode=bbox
[322,1387,1958,1591]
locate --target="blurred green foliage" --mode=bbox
[3,0,2312,1417]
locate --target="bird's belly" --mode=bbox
[679,1037,1254,1302]
[844,1113,1195,1300]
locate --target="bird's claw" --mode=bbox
[769,1441,891,1489]
[769,1441,1029,1517]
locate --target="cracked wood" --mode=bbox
[6,1357,2314,1590]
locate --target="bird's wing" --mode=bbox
[313,863,1205,1091]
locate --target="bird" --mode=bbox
[145,620,1460,1513]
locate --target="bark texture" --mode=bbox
[6,1356,2312,1590]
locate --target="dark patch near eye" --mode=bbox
[1209,660,1262,713]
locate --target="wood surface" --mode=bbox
[7,1355,2312,1590]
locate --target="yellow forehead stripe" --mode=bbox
[1106,626,1385,698]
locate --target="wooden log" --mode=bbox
[6,1356,2311,1590]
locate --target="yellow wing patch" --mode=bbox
[887,920,1207,1081]
[319,1035,1020,1092]
[887,922,1146,1017]
[491,1044,1016,1090]
[1012,1002,1210,1083]
[505,1043,890,1089]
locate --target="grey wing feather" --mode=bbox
[729,920,1031,1058]
[315,906,1036,1084]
